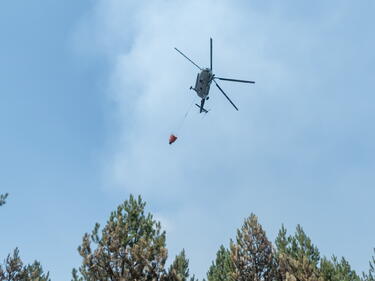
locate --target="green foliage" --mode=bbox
[207,245,234,281]
[167,249,190,281]
[0,248,50,281]
[275,225,361,281]
[72,195,168,281]
[0,248,24,281]
[23,261,51,281]
[275,225,321,281]
[277,225,320,267]
[1,196,49,281]
[0,193,8,207]
[320,256,361,281]
[230,213,277,281]
[71,268,83,281]
[1,191,370,281]
[189,275,198,281]
[275,225,288,254]
[363,249,375,281]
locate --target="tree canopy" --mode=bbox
[72,195,169,281]
[2,192,373,281]
[1,193,50,281]
[207,245,234,281]
[0,248,50,281]
[230,213,277,281]
[0,193,8,207]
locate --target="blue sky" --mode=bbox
[1,0,375,280]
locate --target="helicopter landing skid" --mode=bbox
[195,103,209,113]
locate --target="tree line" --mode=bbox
[1,193,374,281]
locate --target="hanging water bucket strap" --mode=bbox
[174,100,194,133]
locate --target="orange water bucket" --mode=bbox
[169,134,178,144]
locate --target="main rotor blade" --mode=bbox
[174,48,202,70]
[214,80,239,111]
[216,77,255,84]
[210,38,213,71]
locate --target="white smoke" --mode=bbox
[74,0,374,277]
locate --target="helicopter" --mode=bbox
[175,38,255,113]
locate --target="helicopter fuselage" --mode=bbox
[175,38,255,113]
[192,68,213,99]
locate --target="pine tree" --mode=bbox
[335,256,359,281]
[230,213,277,281]
[0,248,50,281]
[275,225,289,254]
[23,261,51,281]
[0,193,8,207]
[72,195,168,281]
[363,249,375,281]
[1,196,50,281]
[207,245,234,281]
[320,256,360,281]
[275,225,321,281]
[166,250,190,281]
[0,248,25,281]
